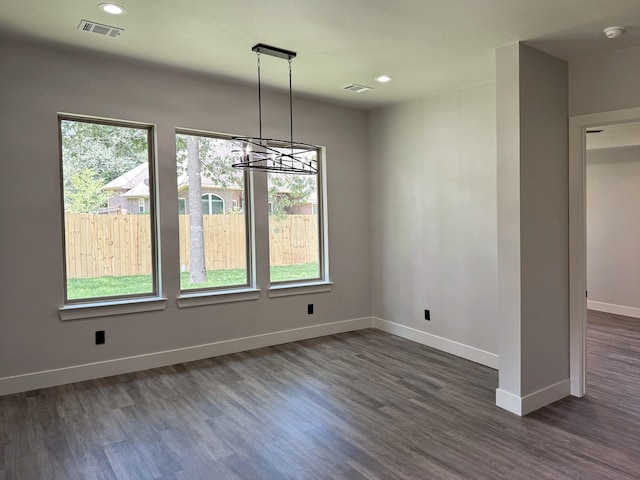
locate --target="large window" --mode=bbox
[268,148,323,283]
[176,131,250,291]
[59,116,157,302]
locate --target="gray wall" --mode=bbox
[369,83,499,355]
[587,146,640,311]
[569,45,640,116]
[0,37,371,378]
[496,43,569,399]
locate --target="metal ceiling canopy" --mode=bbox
[251,43,297,61]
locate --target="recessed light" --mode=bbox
[375,75,392,83]
[603,26,624,39]
[98,3,127,15]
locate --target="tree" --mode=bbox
[61,119,150,215]
[65,168,111,213]
[176,134,244,190]
[268,171,316,219]
[61,120,148,188]
[186,136,207,284]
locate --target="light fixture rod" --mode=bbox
[257,52,262,141]
[289,58,294,151]
[252,43,297,60]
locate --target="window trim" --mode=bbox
[58,114,160,305]
[176,288,260,308]
[175,128,253,294]
[268,146,328,287]
[59,296,168,321]
[268,281,333,298]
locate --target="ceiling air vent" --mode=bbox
[78,20,124,38]
[342,84,373,93]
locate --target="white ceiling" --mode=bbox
[1,0,640,108]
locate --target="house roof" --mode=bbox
[176,173,241,191]
[107,164,242,199]
[103,163,149,191]
[121,180,150,198]
[2,1,640,108]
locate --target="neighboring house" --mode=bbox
[176,172,243,215]
[101,162,149,214]
[102,163,244,215]
[103,163,316,215]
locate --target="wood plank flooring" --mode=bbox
[1,312,639,479]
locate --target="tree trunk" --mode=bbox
[187,136,207,283]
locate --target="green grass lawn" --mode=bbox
[67,263,320,300]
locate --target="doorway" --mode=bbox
[569,107,640,397]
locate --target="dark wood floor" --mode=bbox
[2,312,639,479]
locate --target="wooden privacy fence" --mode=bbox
[64,214,318,278]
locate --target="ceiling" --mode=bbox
[1,0,640,108]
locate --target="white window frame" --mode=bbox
[267,146,330,290]
[175,129,254,299]
[58,114,164,318]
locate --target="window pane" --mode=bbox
[211,196,224,215]
[176,133,248,290]
[60,118,155,301]
[268,150,321,283]
[201,194,224,215]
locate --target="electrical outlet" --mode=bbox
[95,330,105,345]
[424,310,430,321]
[308,304,314,315]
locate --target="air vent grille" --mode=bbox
[342,84,373,93]
[78,20,124,38]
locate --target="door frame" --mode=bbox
[569,106,640,397]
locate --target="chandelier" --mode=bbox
[232,44,317,175]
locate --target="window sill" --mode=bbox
[268,281,333,298]
[59,297,168,321]
[177,288,261,308]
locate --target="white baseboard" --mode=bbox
[0,317,373,396]
[372,317,499,369]
[587,300,640,319]
[496,378,571,416]
[495,388,523,415]
[1,316,501,397]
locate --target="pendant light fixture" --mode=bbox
[232,44,317,175]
